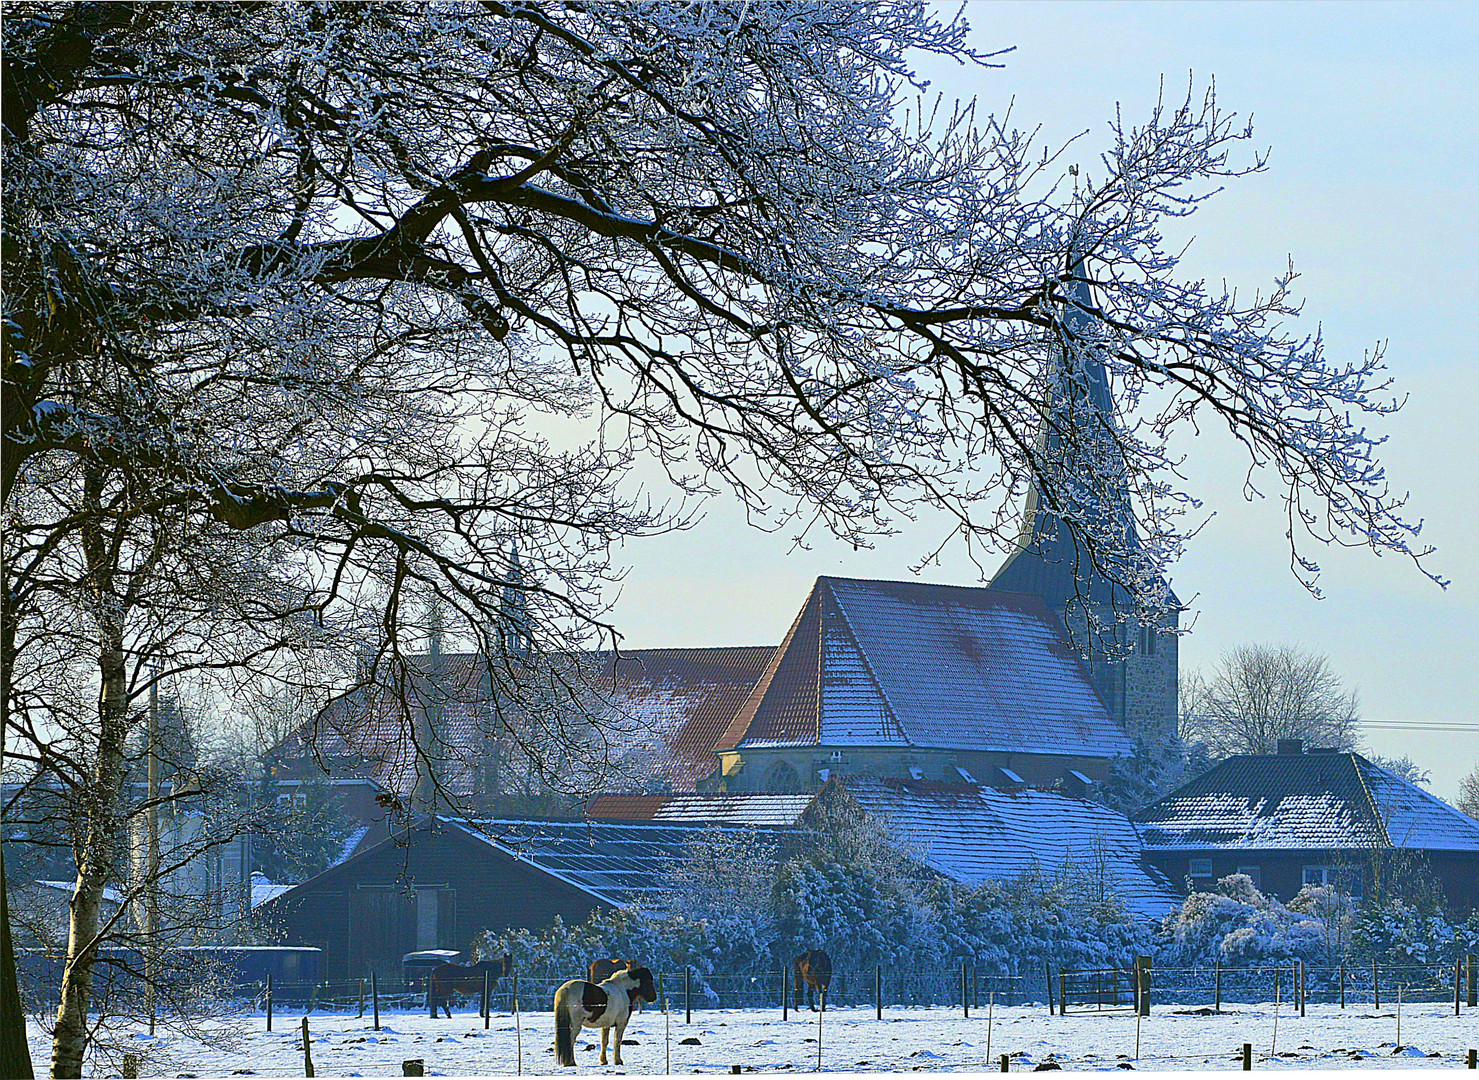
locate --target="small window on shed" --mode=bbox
[1189,858,1213,878]
[1236,865,1262,889]
[998,767,1025,784]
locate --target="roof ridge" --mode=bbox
[820,579,908,745]
[1347,752,1390,848]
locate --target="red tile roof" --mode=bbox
[716,576,1130,759]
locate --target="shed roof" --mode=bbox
[716,577,1131,759]
[1134,751,1479,852]
[824,777,1179,920]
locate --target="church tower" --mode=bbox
[987,268,1179,745]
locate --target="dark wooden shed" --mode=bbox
[256,815,787,985]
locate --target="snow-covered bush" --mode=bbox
[1348,900,1479,967]
[1157,874,1344,967]
[478,821,1156,1002]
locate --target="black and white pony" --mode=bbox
[553,964,657,1067]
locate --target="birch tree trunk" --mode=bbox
[51,468,133,1079]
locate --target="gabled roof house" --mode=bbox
[1134,741,1479,911]
[709,576,1133,792]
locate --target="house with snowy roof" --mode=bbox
[1133,740,1479,912]
[588,777,1180,921]
[707,576,1138,793]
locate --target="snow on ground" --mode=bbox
[26,1002,1479,1077]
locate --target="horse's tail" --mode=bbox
[554,985,577,1066]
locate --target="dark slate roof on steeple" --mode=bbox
[1133,751,1479,852]
[988,273,1179,616]
[714,576,1132,759]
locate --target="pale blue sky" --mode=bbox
[604,1,1479,801]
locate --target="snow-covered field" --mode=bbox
[27,1002,1479,1076]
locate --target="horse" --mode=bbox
[553,964,656,1067]
[589,958,648,1012]
[794,949,832,1012]
[427,954,513,1019]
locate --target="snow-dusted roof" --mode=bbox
[283,647,775,797]
[37,880,124,906]
[1134,751,1479,852]
[716,577,1132,759]
[444,817,791,908]
[585,792,815,827]
[829,778,1179,920]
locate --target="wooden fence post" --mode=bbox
[782,965,789,1021]
[372,971,380,1031]
[1136,956,1151,1018]
[1215,960,1221,1013]
[1458,959,1464,1018]
[1000,1053,1010,1072]
[1339,963,1345,1009]
[662,973,671,1075]
[302,1016,314,1077]
[358,977,365,1019]
[1299,960,1305,1018]
[1242,1042,1252,1071]
[1469,953,1478,1008]
[1059,972,1067,1017]
[1044,961,1054,1015]
[266,973,274,1032]
[1373,959,1379,1010]
[963,962,970,1019]
[685,966,692,1025]
[875,965,882,1021]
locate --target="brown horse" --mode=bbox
[428,954,513,1018]
[589,958,649,1011]
[794,949,832,1012]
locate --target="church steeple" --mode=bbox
[497,543,533,662]
[987,260,1180,743]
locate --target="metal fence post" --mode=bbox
[963,962,970,1019]
[875,965,882,1021]
[483,967,492,1028]
[1136,956,1151,1018]
[1339,963,1345,1009]
[1459,959,1465,1018]
[1373,960,1379,1010]
[782,964,788,1021]
[266,973,273,1032]
[1215,960,1222,1013]
[1299,960,1305,1018]
[685,966,691,1025]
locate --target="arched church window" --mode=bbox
[764,760,800,792]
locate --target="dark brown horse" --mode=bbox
[794,949,832,1012]
[428,954,513,1018]
[589,958,655,1011]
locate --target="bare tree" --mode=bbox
[2,3,1443,1071]
[1181,644,1360,758]
[1458,762,1479,820]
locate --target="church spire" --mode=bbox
[988,257,1141,617]
[497,543,533,662]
